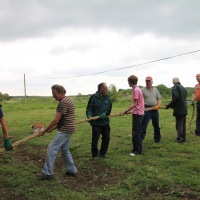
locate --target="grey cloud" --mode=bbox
[50,46,67,55]
[0,0,200,41]
[50,43,99,55]
[67,42,99,53]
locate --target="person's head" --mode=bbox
[172,77,180,85]
[51,84,66,101]
[196,73,200,83]
[145,76,153,88]
[98,82,108,97]
[128,75,138,87]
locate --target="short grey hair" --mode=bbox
[173,77,180,84]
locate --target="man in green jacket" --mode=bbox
[86,83,112,159]
[165,77,187,143]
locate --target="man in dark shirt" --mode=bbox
[86,83,112,159]
[165,77,187,143]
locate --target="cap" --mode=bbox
[145,76,153,81]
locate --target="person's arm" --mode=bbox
[0,117,13,151]
[0,117,9,139]
[154,99,161,110]
[38,112,62,136]
[121,99,138,115]
[157,99,161,107]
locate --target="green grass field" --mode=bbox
[0,96,199,200]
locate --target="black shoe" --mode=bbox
[65,171,77,177]
[155,140,160,143]
[176,139,186,143]
[37,172,53,180]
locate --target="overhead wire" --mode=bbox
[27,49,200,80]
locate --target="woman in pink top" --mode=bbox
[121,75,144,156]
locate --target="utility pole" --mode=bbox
[24,73,27,103]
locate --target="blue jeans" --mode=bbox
[132,114,144,154]
[43,131,77,175]
[141,109,161,142]
[196,102,200,135]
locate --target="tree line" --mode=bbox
[0,92,11,101]
[108,84,194,102]
[0,84,194,103]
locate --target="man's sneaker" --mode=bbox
[65,171,77,177]
[37,172,53,180]
[175,138,186,143]
[129,152,136,156]
[177,139,186,143]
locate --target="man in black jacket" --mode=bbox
[165,77,187,143]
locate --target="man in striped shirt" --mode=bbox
[37,84,77,180]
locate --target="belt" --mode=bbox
[145,105,155,107]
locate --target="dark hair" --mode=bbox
[51,84,66,94]
[98,82,106,91]
[128,75,138,85]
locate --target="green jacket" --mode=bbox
[86,92,112,126]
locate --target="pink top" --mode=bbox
[132,86,144,115]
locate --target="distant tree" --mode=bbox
[118,88,131,99]
[108,84,118,102]
[0,92,2,101]
[77,93,82,102]
[0,92,11,101]
[156,84,171,98]
[3,93,10,100]
[185,87,194,100]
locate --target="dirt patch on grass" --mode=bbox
[1,137,200,200]
[1,141,127,192]
[142,186,200,200]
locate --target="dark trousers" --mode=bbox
[195,102,200,135]
[141,109,161,142]
[132,114,144,154]
[91,125,110,157]
[175,115,186,141]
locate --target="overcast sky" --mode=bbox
[0,0,200,97]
